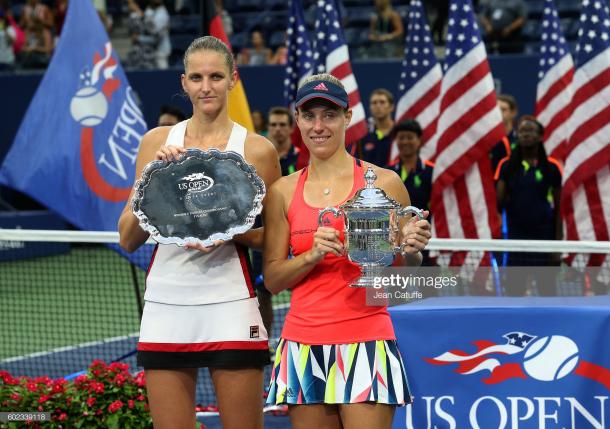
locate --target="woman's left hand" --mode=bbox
[184,240,225,253]
[400,211,431,254]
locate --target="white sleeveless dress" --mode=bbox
[137,120,269,369]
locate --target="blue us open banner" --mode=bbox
[390,297,610,429]
[0,0,147,231]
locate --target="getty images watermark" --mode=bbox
[365,266,610,305]
[366,268,460,305]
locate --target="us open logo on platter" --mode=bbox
[178,173,215,192]
[70,42,146,203]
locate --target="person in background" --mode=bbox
[157,104,186,127]
[238,30,273,66]
[251,109,267,136]
[19,0,53,31]
[0,3,16,71]
[368,0,404,58]
[352,88,395,167]
[18,16,52,69]
[480,0,527,54]
[215,0,232,37]
[490,94,518,172]
[126,0,171,70]
[389,119,435,269]
[495,116,562,296]
[263,73,431,428]
[270,32,288,65]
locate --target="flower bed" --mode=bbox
[0,360,152,428]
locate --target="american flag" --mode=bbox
[562,0,610,268]
[284,0,313,107]
[312,0,367,145]
[393,0,443,162]
[535,0,575,161]
[430,0,503,266]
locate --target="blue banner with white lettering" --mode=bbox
[390,297,610,428]
[0,0,147,231]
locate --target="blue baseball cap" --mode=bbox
[295,79,349,109]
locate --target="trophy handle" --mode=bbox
[318,207,345,227]
[394,206,424,253]
[397,206,424,220]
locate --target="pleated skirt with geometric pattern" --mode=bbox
[266,338,411,405]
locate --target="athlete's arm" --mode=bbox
[262,178,344,294]
[233,133,281,250]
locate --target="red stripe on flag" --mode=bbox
[433,192,450,238]
[453,176,478,239]
[346,119,367,145]
[401,81,442,120]
[439,60,490,113]
[347,91,363,110]
[330,62,353,80]
[563,143,610,198]
[421,119,439,146]
[436,91,500,156]
[434,122,505,190]
[567,103,610,156]
[584,175,610,245]
[542,104,572,159]
[535,68,574,115]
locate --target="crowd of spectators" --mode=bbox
[0,0,556,72]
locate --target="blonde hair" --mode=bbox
[299,73,345,91]
[183,36,235,74]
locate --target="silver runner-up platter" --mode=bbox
[318,167,423,287]
[132,148,265,247]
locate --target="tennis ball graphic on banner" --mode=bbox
[523,335,579,381]
[70,86,108,127]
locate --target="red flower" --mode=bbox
[109,362,129,372]
[134,371,146,387]
[128,400,135,409]
[90,359,107,368]
[10,393,21,401]
[114,373,126,386]
[108,400,124,413]
[26,382,38,392]
[74,374,88,383]
[137,394,145,401]
[38,395,50,404]
[86,397,96,407]
[58,413,67,421]
[89,381,104,394]
[52,383,65,394]
[34,376,51,386]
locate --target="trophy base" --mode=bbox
[348,266,383,288]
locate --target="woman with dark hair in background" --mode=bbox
[495,115,563,296]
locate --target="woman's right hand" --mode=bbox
[155,145,186,162]
[304,227,345,265]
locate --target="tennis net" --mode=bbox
[1,229,608,406]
